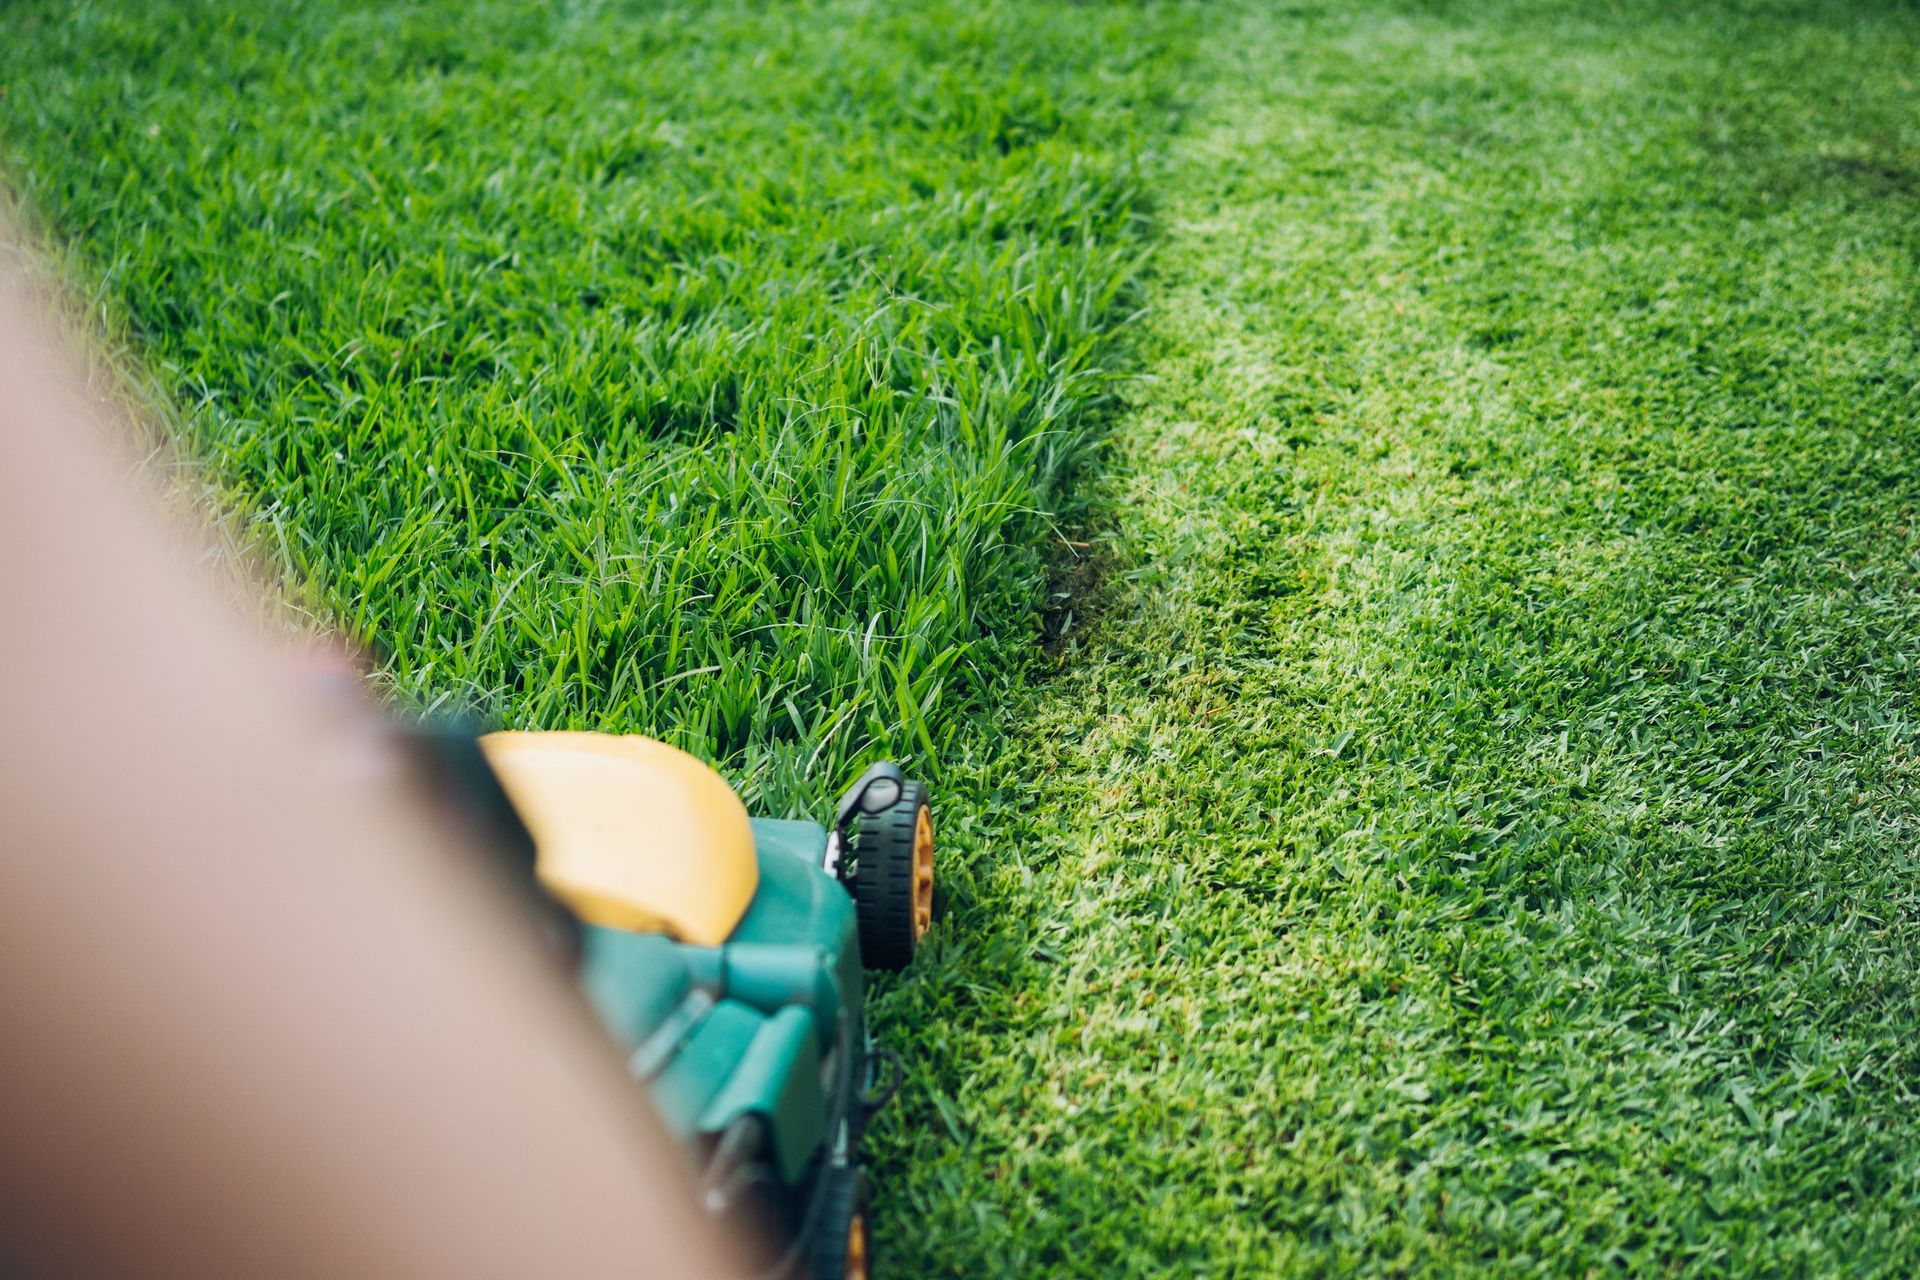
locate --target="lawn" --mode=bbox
[874,2,1920,1274]
[9,0,1920,1275]
[0,0,1188,811]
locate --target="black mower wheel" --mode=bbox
[810,1167,870,1280]
[852,779,932,971]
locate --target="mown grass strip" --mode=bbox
[873,1,1920,1273]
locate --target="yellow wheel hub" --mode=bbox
[845,1211,870,1280]
[911,804,934,940]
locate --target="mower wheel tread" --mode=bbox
[853,780,930,971]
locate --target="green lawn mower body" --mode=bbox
[458,731,932,1279]
[581,819,870,1231]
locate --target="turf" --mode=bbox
[10,0,1920,1275]
[0,0,1189,810]
[876,2,1920,1274]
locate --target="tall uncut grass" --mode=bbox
[0,0,1190,807]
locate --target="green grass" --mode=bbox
[0,0,1189,810]
[877,2,1920,1274]
[11,0,1920,1274]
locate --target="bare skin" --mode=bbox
[0,244,737,1278]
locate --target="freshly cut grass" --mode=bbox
[0,0,1189,808]
[874,1,1920,1274]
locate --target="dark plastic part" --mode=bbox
[832,760,905,838]
[851,779,928,971]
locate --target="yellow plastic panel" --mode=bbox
[478,731,758,945]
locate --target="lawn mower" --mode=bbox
[459,731,935,1280]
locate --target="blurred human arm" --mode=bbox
[0,246,734,1279]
